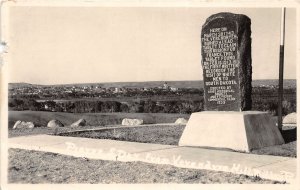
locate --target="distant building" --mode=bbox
[163,82,169,90]
[170,87,178,92]
[114,87,121,93]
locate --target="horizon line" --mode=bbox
[8,78,296,86]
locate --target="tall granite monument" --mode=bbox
[179,13,284,152]
[201,13,252,111]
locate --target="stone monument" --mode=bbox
[201,13,252,111]
[179,12,284,152]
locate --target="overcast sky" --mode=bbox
[7,7,296,84]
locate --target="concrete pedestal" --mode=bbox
[179,111,285,152]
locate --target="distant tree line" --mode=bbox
[251,87,296,116]
[8,98,205,114]
[9,87,203,100]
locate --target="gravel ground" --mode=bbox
[8,149,284,184]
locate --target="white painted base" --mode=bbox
[179,111,285,152]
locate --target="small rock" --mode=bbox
[175,118,188,125]
[121,118,143,126]
[12,120,21,129]
[70,119,86,127]
[13,120,35,129]
[283,112,297,124]
[47,119,64,128]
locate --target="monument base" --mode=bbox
[179,111,285,152]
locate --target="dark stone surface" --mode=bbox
[201,12,252,111]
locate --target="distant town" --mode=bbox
[8,79,296,100]
[8,80,296,115]
[9,82,197,100]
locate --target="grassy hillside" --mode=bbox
[8,111,190,129]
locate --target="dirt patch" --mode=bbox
[8,148,284,184]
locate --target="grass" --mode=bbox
[8,110,189,128]
[8,148,284,184]
[9,110,296,157]
[57,125,297,158]
[251,141,296,157]
[7,111,295,184]
[9,125,112,138]
[8,111,189,138]
[58,125,185,145]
